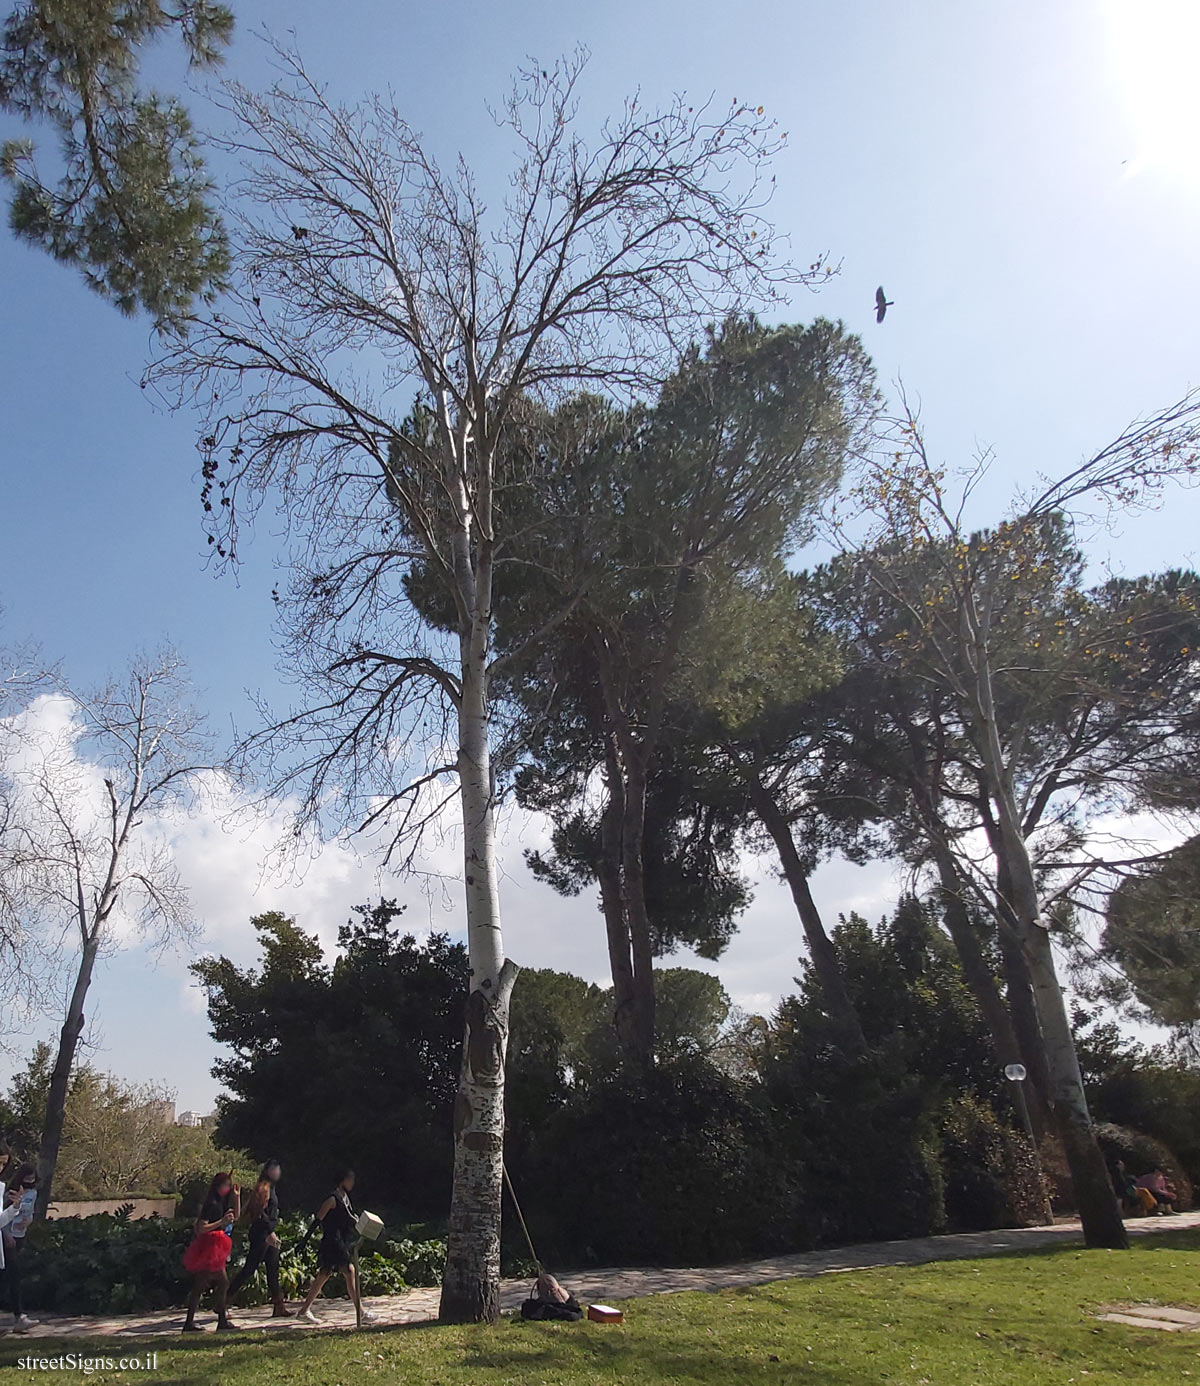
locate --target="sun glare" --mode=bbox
[1107,0,1200,184]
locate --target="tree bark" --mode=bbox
[36,936,101,1218]
[599,737,640,1058]
[619,757,657,1065]
[748,775,868,1057]
[933,846,1051,1139]
[439,626,521,1323]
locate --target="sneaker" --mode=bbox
[216,1320,240,1332]
[14,1316,37,1330]
[360,1308,380,1323]
[181,1322,202,1333]
[299,1307,320,1324]
[11,1319,31,1335]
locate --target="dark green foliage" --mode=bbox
[1102,835,1200,1034]
[0,1,232,325]
[518,1055,796,1267]
[939,1097,1048,1231]
[191,903,469,1216]
[1077,1012,1200,1187]
[17,1211,444,1314]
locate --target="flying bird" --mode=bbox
[875,286,894,323]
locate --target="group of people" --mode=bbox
[1111,1159,1179,1216]
[0,1148,39,1335]
[182,1162,380,1332]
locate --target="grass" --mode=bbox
[2,1230,1198,1385]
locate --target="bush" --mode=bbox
[1094,1122,1193,1210]
[17,1212,444,1315]
[520,1055,798,1268]
[939,1097,1049,1231]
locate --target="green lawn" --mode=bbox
[3,1230,1198,1385]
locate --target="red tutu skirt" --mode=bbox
[182,1229,232,1275]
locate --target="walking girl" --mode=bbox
[296,1168,377,1328]
[181,1171,241,1332]
[228,1159,291,1317]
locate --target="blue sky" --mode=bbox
[1,0,1198,1110]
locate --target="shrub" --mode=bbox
[939,1097,1049,1230]
[17,1212,444,1315]
[522,1055,798,1267]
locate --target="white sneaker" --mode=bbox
[12,1317,33,1334]
[360,1308,379,1323]
[299,1307,320,1324]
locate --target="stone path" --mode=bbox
[1098,1303,1200,1332]
[9,1210,1199,1341]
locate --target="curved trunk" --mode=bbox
[749,776,868,1057]
[439,642,520,1323]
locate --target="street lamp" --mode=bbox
[1003,1063,1054,1226]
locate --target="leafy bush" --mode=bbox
[939,1097,1049,1230]
[521,1055,798,1267]
[17,1212,444,1315]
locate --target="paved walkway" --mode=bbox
[9,1211,1199,1341]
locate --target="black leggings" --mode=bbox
[228,1231,281,1299]
[4,1239,23,1318]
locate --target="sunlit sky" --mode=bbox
[0,0,1198,1108]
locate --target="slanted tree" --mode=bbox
[152,47,827,1320]
[842,390,1200,1247]
[0,0,232,325]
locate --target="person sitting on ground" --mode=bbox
[1134,1166,1177,1214]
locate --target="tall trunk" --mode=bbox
[599,736,639,1057]
[36,936,101,1218]
[748,775,868,1057]
[619,757,657,1065]
[966,592,1127,1249]
[439,636,520,1323]
[933,846,1051,1139]
[994,883,1054,1137]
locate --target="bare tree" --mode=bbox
[842,389,1200,1248]
[0,630,57,1015]
[0,650,214,1215]
[149,45,828,1321]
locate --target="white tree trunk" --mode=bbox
[438,634,519,1323]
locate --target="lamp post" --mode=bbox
[1004,1063,1054,1226]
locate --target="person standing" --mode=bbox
[228,1159,291,1317]
[296,1169,377,1329]
[0,1179,28,1333]
[181,1172,241,1332]
[2,1165,39,1332]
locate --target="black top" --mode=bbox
[200,1193,233,1227]
[316,1189,358,1269]
[250,1183,279,1236]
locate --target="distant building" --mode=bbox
[145,1098,176,1127]
[177,1109,218,1130]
